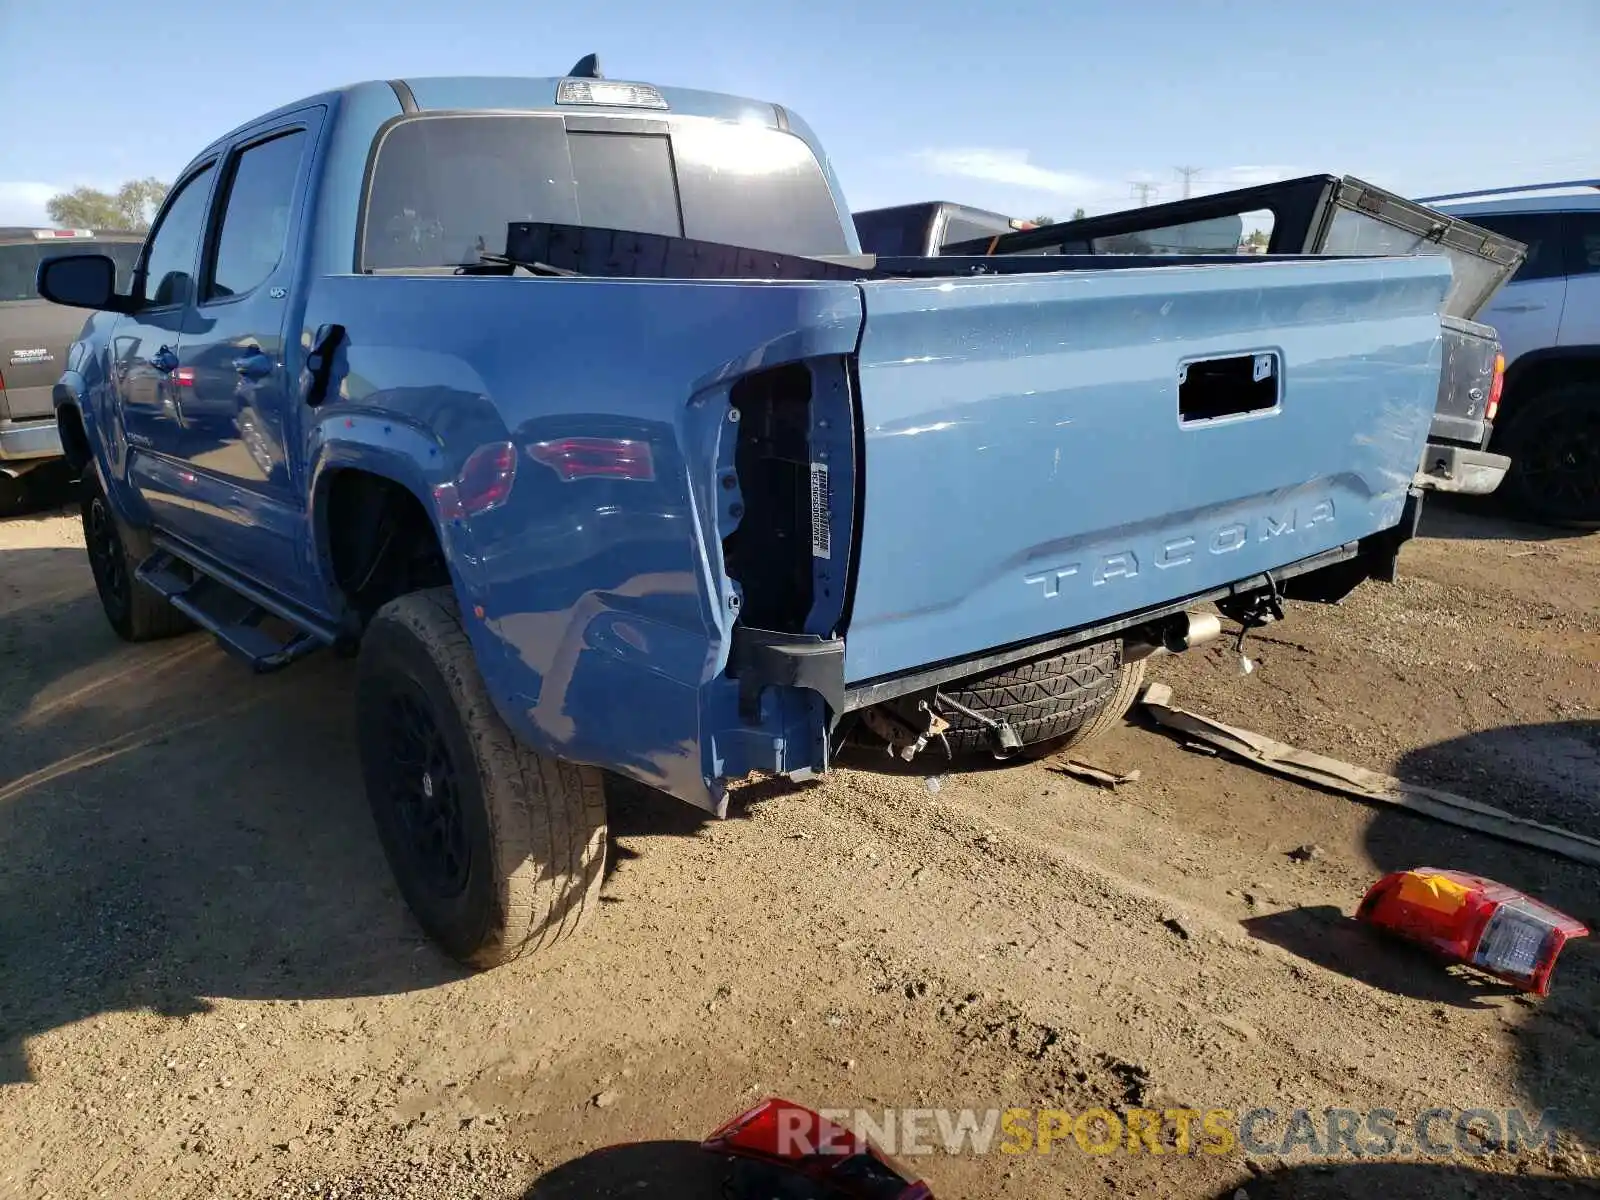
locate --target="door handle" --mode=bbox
[233,349,274,379]
[149,345,179,372]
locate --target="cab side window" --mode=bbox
[1470,212,1567,283]
[207,130,308,300]
[141,165,215,307]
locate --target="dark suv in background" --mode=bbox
[1424,181,1600,524]
[1,227,143,513]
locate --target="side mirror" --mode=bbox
[36,253,135,314]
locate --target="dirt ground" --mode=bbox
[1,493,1597,1200]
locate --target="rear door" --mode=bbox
[1555,208,1600,347]
[1,237,140,421]
[1467,211,1568,365]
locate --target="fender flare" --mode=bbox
[304,422,469,596]
[51,372,152,531]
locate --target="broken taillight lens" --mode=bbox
[1485,353,1505,423]
[1358,868,1588,996]
[702,1098,932,1198]
[527,436,654,482]
[434,440,517,519]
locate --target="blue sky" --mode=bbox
[1,0,1595,227]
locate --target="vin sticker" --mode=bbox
[810,462,831,559]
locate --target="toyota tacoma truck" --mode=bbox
[41,61,1456,968]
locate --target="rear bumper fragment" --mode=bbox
[0,417,63,463]
[1415,443,1510,496]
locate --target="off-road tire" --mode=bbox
[80,473,194,642]
[1498,382,1600,526]
[0,472,31,518]
[356,587,607,968]
[1034,654,1148,756]
[940,638,1139,757]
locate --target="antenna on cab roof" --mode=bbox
[567,54,602,79]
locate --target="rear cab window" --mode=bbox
[359,112,848,270]
[939,210,1017,251]
[0,239,142,302]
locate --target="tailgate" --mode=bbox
[0,300,76,421]
[1431,315,1500,447]
[843,255,1450,684]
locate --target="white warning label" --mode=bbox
[810,462,831,559]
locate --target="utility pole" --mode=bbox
[1175,165,1202,199]
[1130,181,1158,206]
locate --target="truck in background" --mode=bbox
[852,201,1034,258]
[928,175,1528,503]
[1422,180,1600,524]
[0,228,143,513]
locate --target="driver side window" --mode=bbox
[140,165,214,308]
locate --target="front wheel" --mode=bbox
[80,473,194,642]
[1498,383,1600,525]
[356,588,607,967]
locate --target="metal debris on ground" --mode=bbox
[1138,683,1600,869]
[1047,759,1141,789]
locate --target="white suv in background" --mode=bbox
[1423,181,1600,524]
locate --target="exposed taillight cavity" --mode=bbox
[722,363,815,634]
[434,440,517,519]
[527,436,655,482]
[1486,353,1505,422]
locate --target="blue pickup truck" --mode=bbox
[39,63,1455,968]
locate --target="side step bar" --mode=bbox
[135,547,333,674]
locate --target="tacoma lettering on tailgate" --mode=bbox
[1024,499,1336,599]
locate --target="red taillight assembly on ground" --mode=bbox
[1357,868,1588,996]
[433,440,517,519]
[527,436,654,482]
[1485,353,1505,423]
[703,1098,932,1199]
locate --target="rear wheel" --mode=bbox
[1498,383,1600,525]
[80,473,194,642]
[357,587,607,968]
[938,638,1142,758]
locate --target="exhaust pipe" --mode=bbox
[1125,610,1224,662]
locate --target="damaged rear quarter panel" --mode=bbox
[315,274,862,812]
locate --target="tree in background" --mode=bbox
[46,177,169,231]
[1031,215,1054,226]
[1242,228,1270,252]
[1072,206,1087,220]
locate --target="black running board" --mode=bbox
[136,540,337,674]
